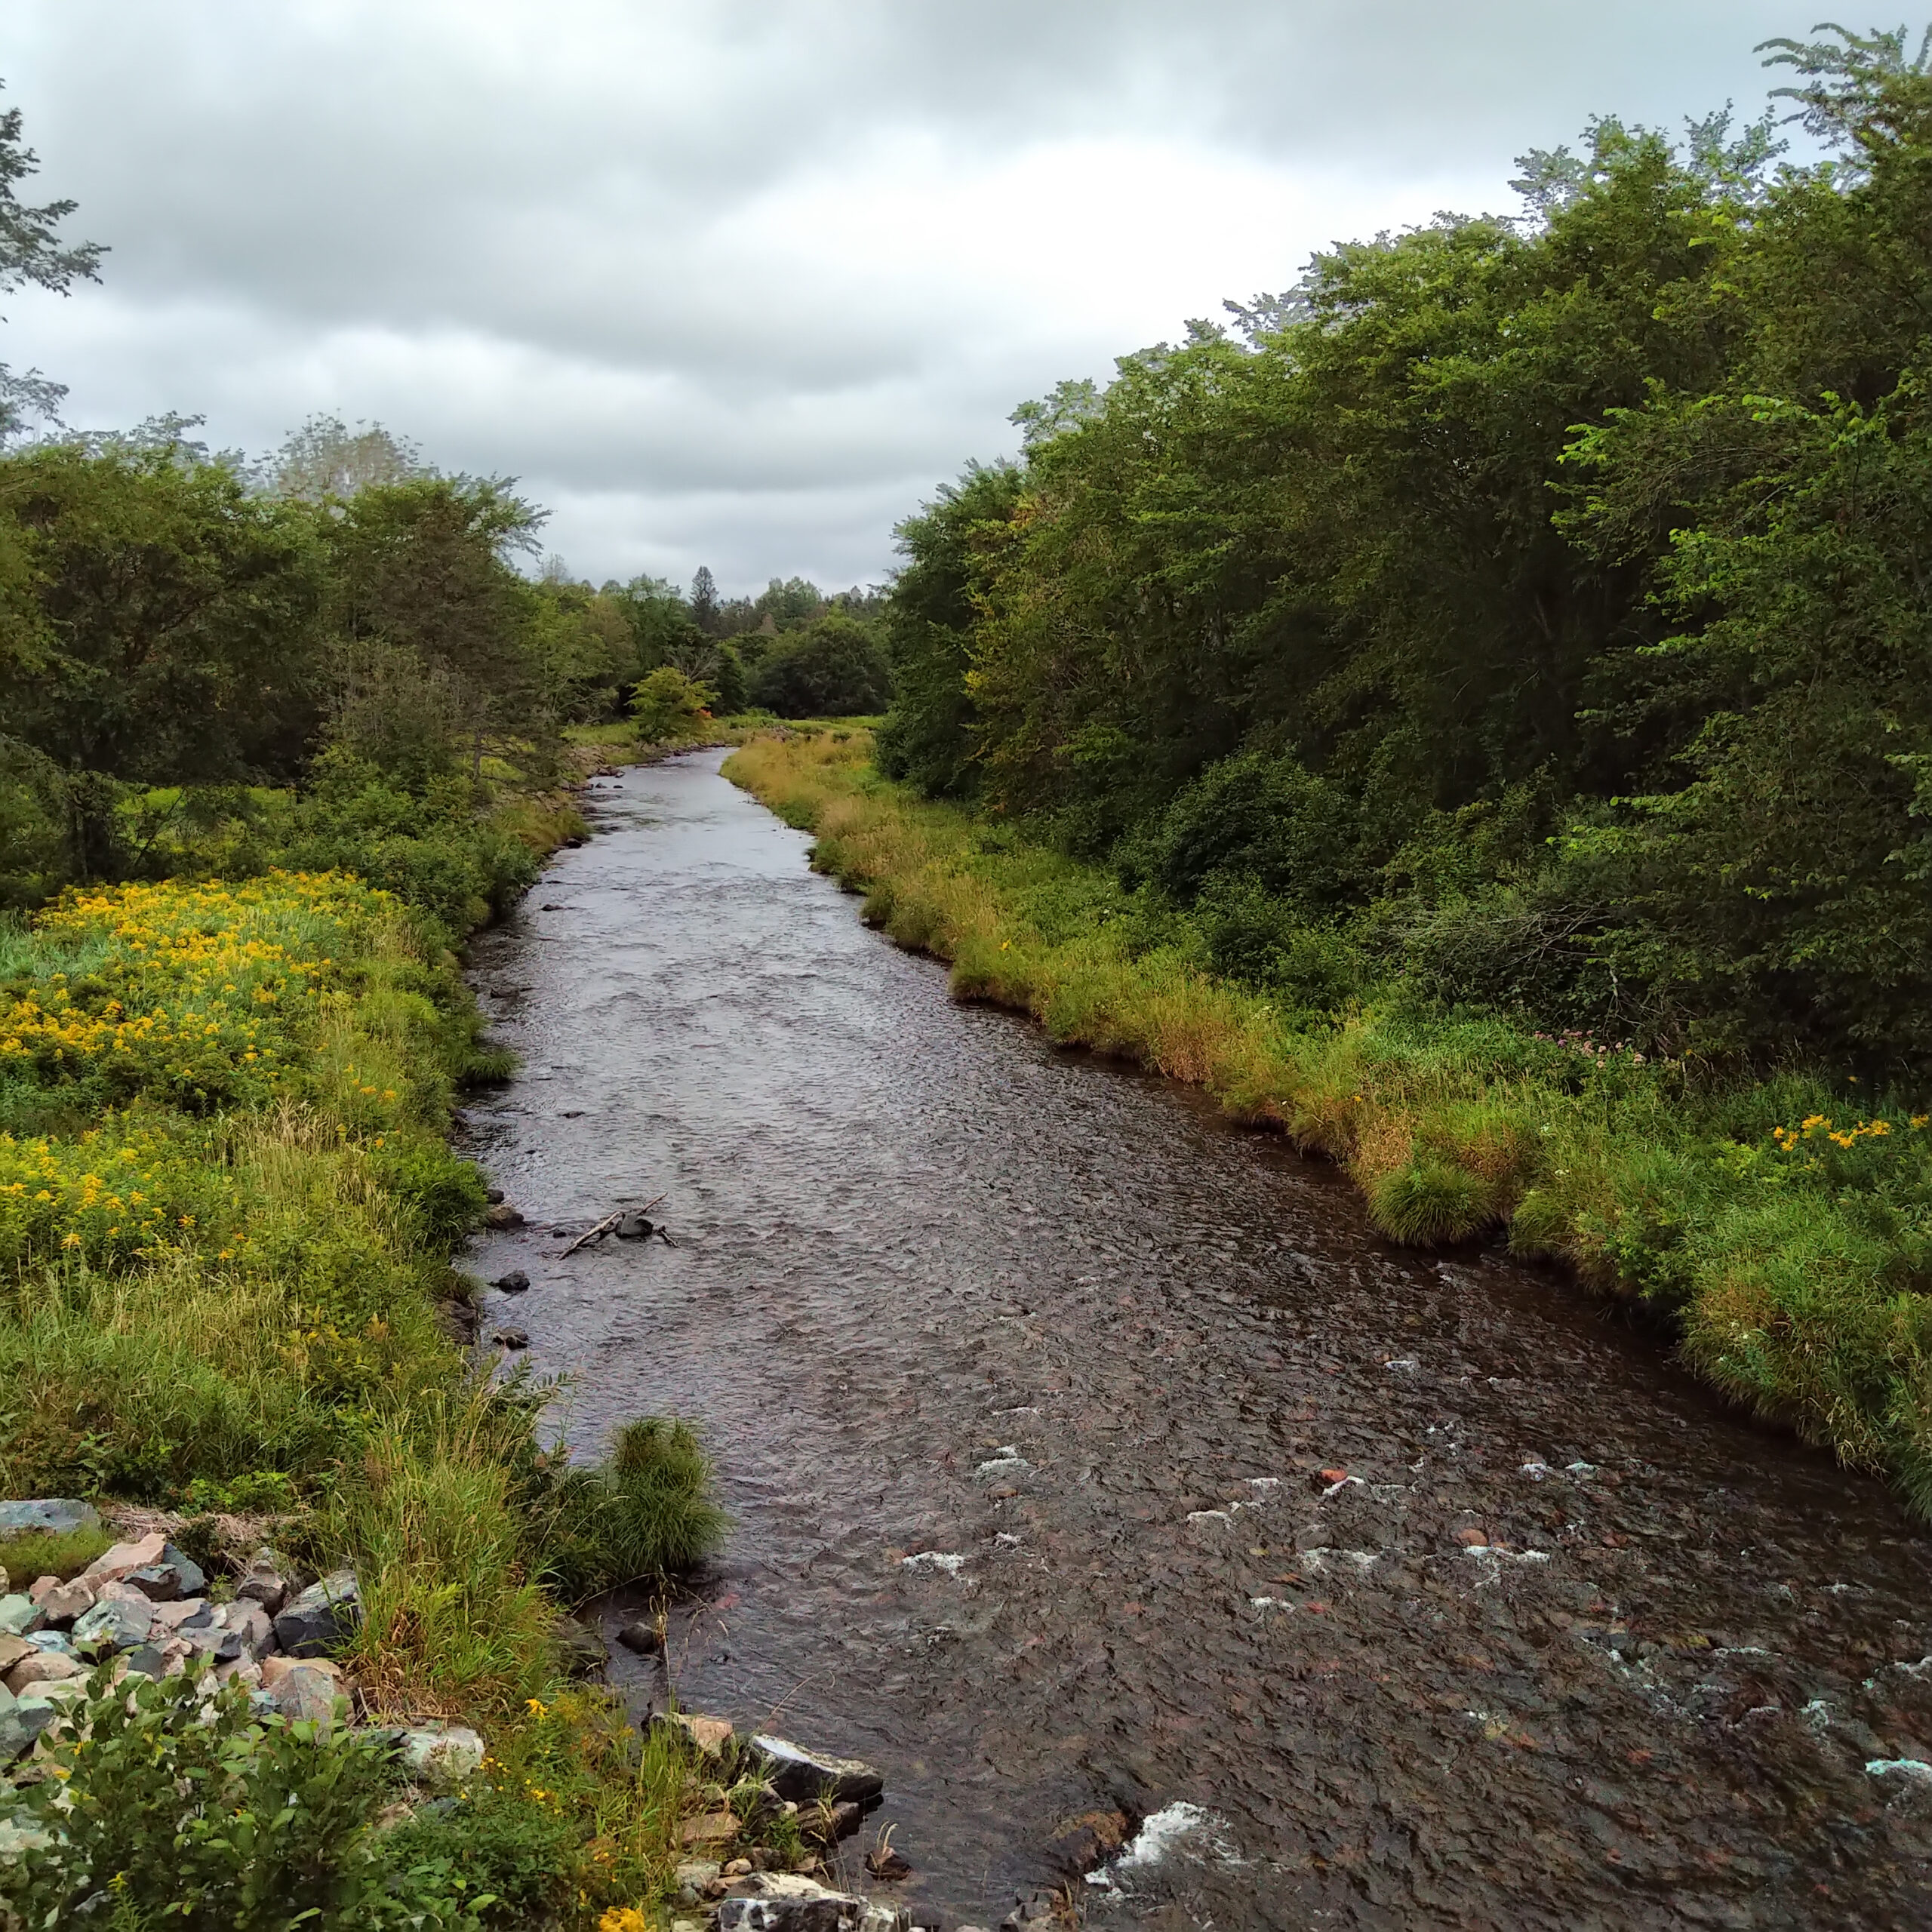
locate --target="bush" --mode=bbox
[0,1667,489,1929]
[748,615,891,718]
[532,1418,728,1601]
[629,666,715,743]
[1122,749,1362,914]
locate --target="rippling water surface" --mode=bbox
[463,751,1932,1930]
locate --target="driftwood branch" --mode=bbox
[560,1211,623,1257]
[558,1194,670,1257]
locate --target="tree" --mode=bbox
[689,565,719,635]
[263,414,429,501]
[0,442,327,875]
[748,614,892,718]
[323,476,547,777]
[0,78,101,454]
[629,665,714,741]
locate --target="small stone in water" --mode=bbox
[493,1270,531,1293]
[492,1328,531,1350]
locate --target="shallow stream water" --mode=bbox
[464,751,1932,1930]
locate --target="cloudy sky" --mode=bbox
[4,2,1817,592]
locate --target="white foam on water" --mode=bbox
[1088,1801,1237,1890]
[900,1552,965,1575]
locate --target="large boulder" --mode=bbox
[273,1570,360,1658]
[80,1532,168,1590]
[749,1734,884,1807]
[0,1500,100,1538]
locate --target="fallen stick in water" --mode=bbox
[558,1195,668,1257]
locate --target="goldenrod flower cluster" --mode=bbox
[0,1122,217,1270]
[1,872,389,1110]
[1770,1112,1929,1153]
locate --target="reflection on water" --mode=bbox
[464,752,1932,1930]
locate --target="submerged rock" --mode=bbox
[483,1202,525,1229]
[493,1269,531,1293]
[617,1617,663,1654]
[492,1327,531,1351]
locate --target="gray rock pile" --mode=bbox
[0,1500,368,1768]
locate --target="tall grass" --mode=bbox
[725,731,1932,1518]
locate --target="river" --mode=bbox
[463,749,1932,1930]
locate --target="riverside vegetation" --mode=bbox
[0,86,763,1928]
[724,30,1932,1529]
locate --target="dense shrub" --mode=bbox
[749,614,891,718]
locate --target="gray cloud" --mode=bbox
[4,2,1811,589]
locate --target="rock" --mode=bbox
[680,1808,740,1847]
[484,1187,505,1204]
[617,1617,663,1654]
[122,1543,208,1601]
[5,1650,84,1694]
[80,1531,168,1590]
[483,1203,524,1230]
[1456,1527,1491,1548]
[0,1500,100,1538]
[0,1813,54,1863]
[0,1700,60,1767]
[214,1656,265,1690]
[23,1631,72,1655]
[675,1859,722,1903]
[555,1619,607,1678]
[271,1662,342,1725]
[398,1724,485,1782]
[215,1598,277,1659]
[118,1644,168,1680]
[750,1734,884,1807]
[273,1569,360,1658]
[715,1876,865,1932]
[999,1898,1061,1932]
[262,1652,342,1690]
[492,1270,531,1293]
[29,1577,94,1627]
[658,1709,734,1757]
[0,1635,33,1675]
[235,1553,291,1617]
[0,1595,46,1638]
[72,1592,153,1653]
[491,1327,530,1350]
[801,1801,864,1845]
[614,1213,654,1239]
[1048,1806,1132,1872]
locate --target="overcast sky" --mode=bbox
[4,3,1820,592]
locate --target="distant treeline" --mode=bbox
[880,26,1932,1073]
[0,403,892,906]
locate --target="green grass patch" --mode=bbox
[0,1521,114,1585]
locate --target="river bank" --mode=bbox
[722,731,1932,1526]
[0,751,747,1924]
